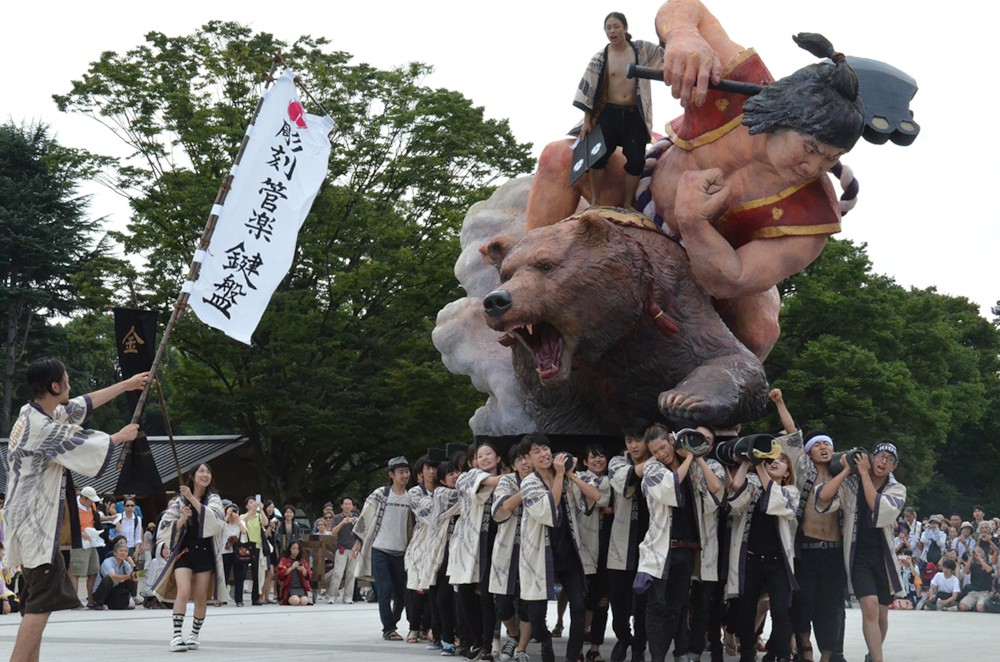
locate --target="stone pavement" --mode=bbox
[0,600,995,661]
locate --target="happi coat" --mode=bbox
[691,459,726,582]
[518,470,586,601]
[4,396,112,569]
[726,474,800,599]
[354,485,414,582]
[816,473,907,597]
[420,485,460,590]
[607,454,646,571]
[575,471,611,576]
[447,469,497,585]
[151,491,228,603]
[489,472,523,595]
[404,483,435,590]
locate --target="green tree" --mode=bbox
[760,239,1000,509]
[55,22,533,504]
[0,121,126,434]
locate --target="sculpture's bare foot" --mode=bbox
[658,387,735,428]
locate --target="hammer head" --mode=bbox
[846,55,920,146]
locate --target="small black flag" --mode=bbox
[113,308,164,496]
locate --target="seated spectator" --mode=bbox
[93,539,139,610]
[959,545,995,612]
[920,514,946,564]
[924,559,961,611]
[0,541,19,615]
[142,542,171,609]
[976,521,999,565]
[277,541,313,606]
[894,521,917,554]
[896,550,920,609]
[954,522,976,558]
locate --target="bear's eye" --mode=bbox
[539,262,553,273]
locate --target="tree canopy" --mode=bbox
[755,239,1000,511]
[51,21,535,503]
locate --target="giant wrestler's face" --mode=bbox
[766,130,844,185]
[604,18,626,46]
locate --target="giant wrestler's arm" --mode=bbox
[655,0,743,107]
[673,169,827,299]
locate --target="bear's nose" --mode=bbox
[483,290,513,318]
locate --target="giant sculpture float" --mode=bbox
[433,20,918,440]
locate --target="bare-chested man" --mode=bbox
[771,389,847,662]
[573,12,663,209]
[526,0,865,361]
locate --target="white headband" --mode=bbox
[804,434,834,454]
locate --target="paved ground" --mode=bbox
[0,600,996,660]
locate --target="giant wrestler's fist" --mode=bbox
[662,28,722,108]
[674,168,731,229]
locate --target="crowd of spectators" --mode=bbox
[0,487,364,614]
[892,507,1000,613]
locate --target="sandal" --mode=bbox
[406,630,420,644]
[384,631,404,641]
[586,650,605,662]
[799,645,814,662]
[551,623,564,638]
[724,632,738,657]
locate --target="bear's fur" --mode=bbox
[481,207,768,434]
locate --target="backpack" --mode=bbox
[926,538,942,564]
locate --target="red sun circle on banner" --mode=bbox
[288,101,308,129]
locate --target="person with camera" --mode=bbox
[815,441,906,662]
[518,434,591,662]
[975,520,999,566]
[328,497,360,604]
[276,540,313,605]
[923,558,961,611]
[606,427,653,662]
[771,389,849,662]
[633,424,698,662]
[92,537,139,609]
[919,514,947,565]
[727,446,799,662]
[957,545,995,612]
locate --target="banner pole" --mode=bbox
[118,53,285,470]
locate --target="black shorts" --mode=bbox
[174,539,216,573]
[20,551,83,615]
[593,104,648,176]
[851,549,892,606]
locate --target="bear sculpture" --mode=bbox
[479,206,768,434]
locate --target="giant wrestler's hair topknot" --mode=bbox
[742,32,864,151]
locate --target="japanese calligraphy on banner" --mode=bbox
[188,69,334,344]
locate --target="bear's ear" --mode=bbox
[574,210,610,243]
[479,236,515,268]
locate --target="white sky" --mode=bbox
[3,1,998,318]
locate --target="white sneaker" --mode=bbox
[514,651,530,662]
[185,634,200,650]
[170,635,188,652]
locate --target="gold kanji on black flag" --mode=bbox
[113,308,164,496]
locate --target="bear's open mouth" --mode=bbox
[499,322,565,381]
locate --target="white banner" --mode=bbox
[188,69,333,344]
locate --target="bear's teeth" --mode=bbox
[526,324,534,336]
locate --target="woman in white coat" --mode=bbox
[727,454,799,662]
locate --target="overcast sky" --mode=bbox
[2,1,998,318]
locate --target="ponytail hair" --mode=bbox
[743,32,864,151]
